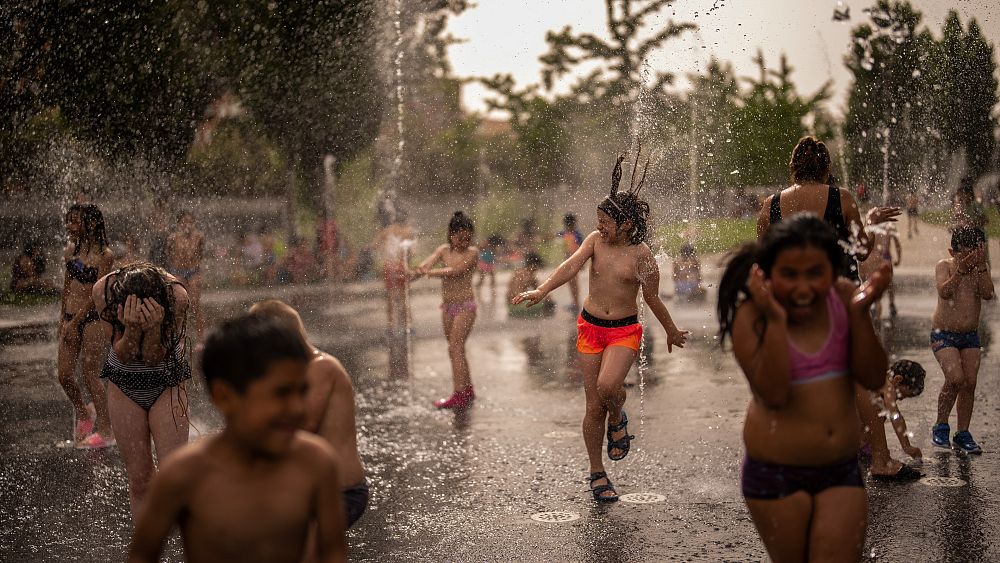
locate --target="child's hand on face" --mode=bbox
[140,298,164,330]
[852,262,891,310]
[747,265,785,321]
[119,295,146,330]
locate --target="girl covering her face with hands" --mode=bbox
[93,262,190,516]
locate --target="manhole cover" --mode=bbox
[530,511,581,523]
[543,430,577,439]
[919,476,966,487]
[619,492,666,504]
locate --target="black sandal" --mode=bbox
[607,410,634,461]
[589,471,619,502]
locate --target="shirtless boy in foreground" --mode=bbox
[128,314,347,563]
[166,211,205,340]
[250,299,369,528]
[930,226,994,454]
[513,152,688,501]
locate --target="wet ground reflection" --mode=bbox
[2,281,999,560]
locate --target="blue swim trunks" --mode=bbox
[930,329,981,352]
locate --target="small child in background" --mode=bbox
[931,225,994,454]
[558,214,584,312]
[128,314,347,563]
[507,252,555,318]
[876,359,926,461]
[250,300,369,529]
[672,243,707,302]
[476,234,502,297]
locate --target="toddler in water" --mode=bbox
[513,148,687,501]
[930,225,994,454]
[128,314,347,563]
[718,213,889,562]
[875,360,926,460]
[506,252,555,318]
[250,300,369,528]
[411,211,480,410]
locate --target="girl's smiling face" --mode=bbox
[768,245,834,322]
[596,209,631,244]
[449,228,473,249]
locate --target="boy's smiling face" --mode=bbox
[215,359,309,456]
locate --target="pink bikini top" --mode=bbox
[788,289,849,385]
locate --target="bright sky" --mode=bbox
[447,0,1000,117]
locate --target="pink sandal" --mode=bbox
[76,432,116,450]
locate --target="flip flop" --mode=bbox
[871,464,923,481]
[606,410,634,461]
[589,471,618,502]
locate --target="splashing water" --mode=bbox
[636,301,648,441]
[392,0,405,179]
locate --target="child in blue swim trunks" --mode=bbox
[930,225,994,454]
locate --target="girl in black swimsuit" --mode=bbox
[94,262,190,515]
[57,204,115,447]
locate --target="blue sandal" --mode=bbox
[589,471,619,502]
[607,410,634,461]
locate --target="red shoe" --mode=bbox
[433,386,474,410]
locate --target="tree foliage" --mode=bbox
[844,1,998,199]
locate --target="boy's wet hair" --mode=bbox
[448,211,474,236]
[889,359,925,396]
[524,252,544,269]
[598,142,651,245]
[201,313,311,393]
[563,213,577,228]
[951,225,986,251]
[717,213,841,345]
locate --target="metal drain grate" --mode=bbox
[619,492,666,504]
[919,476,966,487]
[530,511,581,523]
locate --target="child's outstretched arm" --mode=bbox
[842,265,889,390]
[638,247,688,352]
[423,245,479,279]
[732,265,792,408]
[880,385,922,459]
[413,244,446,276]
[512,231,596,307]
[127,455,190,563]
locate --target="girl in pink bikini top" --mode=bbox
[787,288,849,385]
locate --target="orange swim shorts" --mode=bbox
[576,309,643,354]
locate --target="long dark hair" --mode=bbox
[101,262,187,373]
[68,203,110,256]
[717,213,841,346]
[598,146,651,245]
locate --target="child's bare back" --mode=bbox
[307,353,365,488]
[129,432,344,563]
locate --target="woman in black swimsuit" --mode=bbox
[58,204,115,447]
[93,262,190,515]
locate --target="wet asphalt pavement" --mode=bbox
[2,265,1000,562]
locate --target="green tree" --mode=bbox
[539,0,695,109]
[731,51,832,187]
[1,0,215,189]
[935,11,998,181]
[843,1,935,202]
